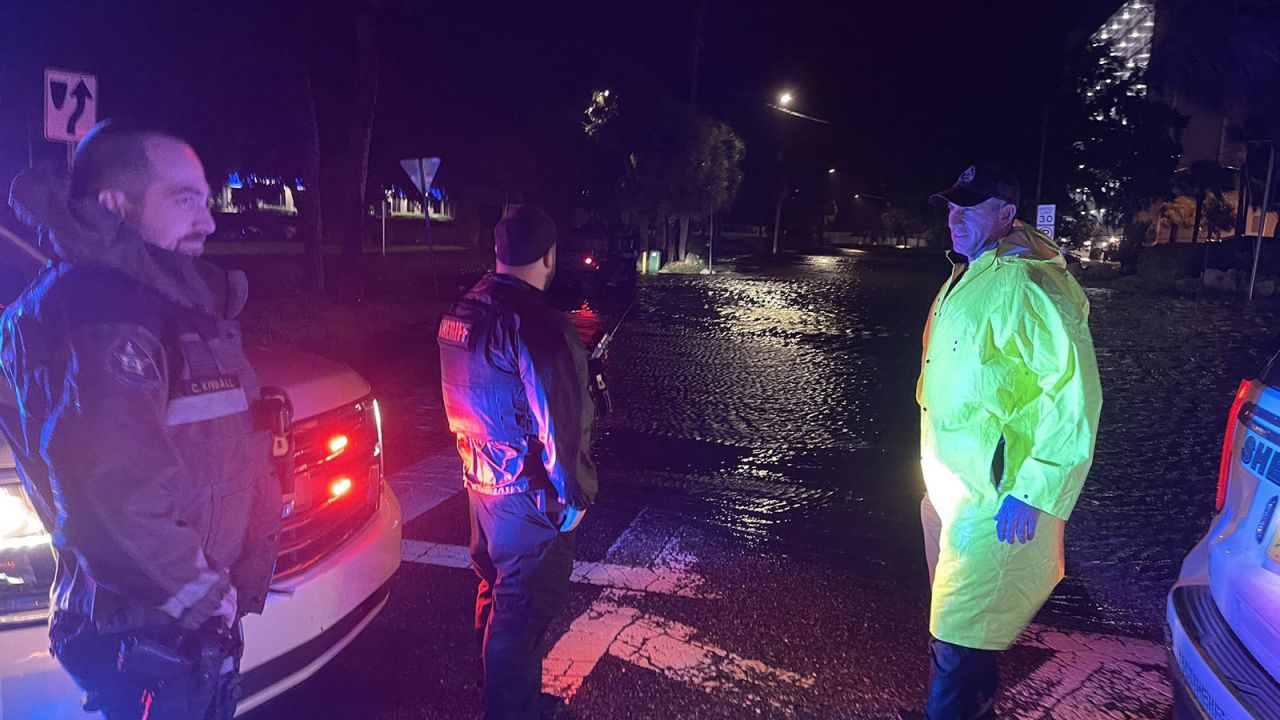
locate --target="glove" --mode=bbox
[994,495,1041,545]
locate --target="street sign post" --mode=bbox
[1036,203,1056,240]
[44,68,97,144]
[400,157,442,299]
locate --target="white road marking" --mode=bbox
[401,540,716,598]
[400,539,471,569]
[542,589,641,699]
[389,457,1172,716]
[609,608,817,707]
[387,450,463,523]
[540,510,811,705]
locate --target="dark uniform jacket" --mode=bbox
[438,273,598,505]
[0,169,280,631]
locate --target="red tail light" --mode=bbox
[329,477,354,501]
[1217,379,1254,513]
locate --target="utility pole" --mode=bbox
[692,0,710,266]
[690,0,707,110]
[1034,105,1049,207]
[772,153,785,256]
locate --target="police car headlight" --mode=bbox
[0,481,54,624]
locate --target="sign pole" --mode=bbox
[381,197,387,256]
[1248,142,1275,302]
[420,158,440,300]
[707,205,714,272]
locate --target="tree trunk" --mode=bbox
[1191,188,1206,243]
[294,73,326,294]
[1118,220,1147,275]
[660,216,671,266]
[1235,161,1251,238]
[292,12,325,293]
[677,215,690,261]
[335,9,379,301]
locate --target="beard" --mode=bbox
[174,233,207,257]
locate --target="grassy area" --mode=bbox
[213,243,492,354]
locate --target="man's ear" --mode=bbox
[97,189,129,217]
[1000,203,1018,226]
[542,244,556,269]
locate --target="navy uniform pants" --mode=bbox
[925,637,998,720]
[469,488,576,720]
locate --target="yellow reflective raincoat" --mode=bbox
[917,224,1102,650]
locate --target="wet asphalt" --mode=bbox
[245,249,1280,719]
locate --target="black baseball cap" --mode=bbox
[929,162,1021,208]
[495,204,557,266]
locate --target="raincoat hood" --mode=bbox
[8,166,244,320]
[994,222,1062,263]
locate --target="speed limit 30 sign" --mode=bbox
[1035,204,1056,240]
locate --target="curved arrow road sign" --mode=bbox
[45,68,97,144]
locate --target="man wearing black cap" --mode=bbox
[905,164,1101,719]
[438,205,597,720]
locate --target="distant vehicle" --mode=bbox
[0,231,402,717]
[1167,353,1280,719]
[552,229,639,298]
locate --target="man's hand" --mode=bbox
[559,504,587,533]
[995,496,1041,544]
[558,484,590,533]
[215,585,238,629]
[175,575,232,630]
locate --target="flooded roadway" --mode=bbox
[249,248,1280,719]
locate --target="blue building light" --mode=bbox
[228,172,244,189]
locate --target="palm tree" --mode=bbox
[1151,0,1280,238]
[1175,160,1235,243]
[1149,0,1280,129]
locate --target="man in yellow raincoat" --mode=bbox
[905,163,1102,720]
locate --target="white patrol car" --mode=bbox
[1168,354,1280,719]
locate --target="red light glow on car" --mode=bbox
[329,477,354,501]
[1216,379,1254,513]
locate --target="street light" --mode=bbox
[778,91,794,107]
[827,168,836,175]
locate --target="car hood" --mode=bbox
[245,346,372,422]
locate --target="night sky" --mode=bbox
[0,0,1123,230]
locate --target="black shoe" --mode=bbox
[539,693,572,720]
